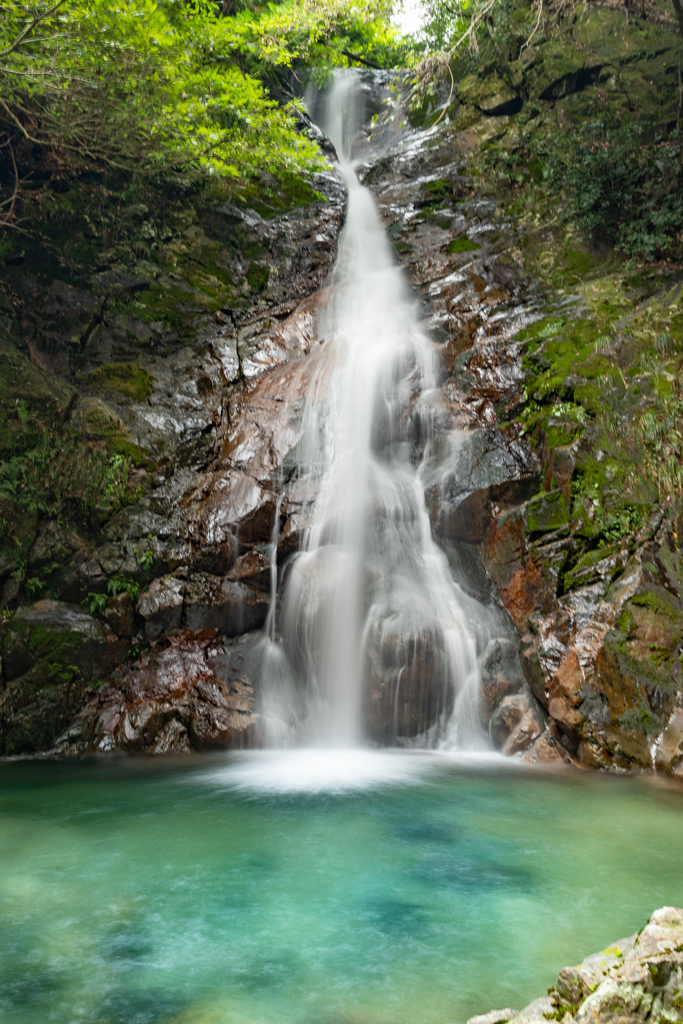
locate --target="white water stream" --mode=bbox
[262,73,483,749]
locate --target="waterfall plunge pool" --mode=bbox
[2,752,683,1024]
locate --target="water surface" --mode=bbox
[2,752,683,1024]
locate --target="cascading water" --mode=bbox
[263,72,484,749]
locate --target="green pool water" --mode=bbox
[2,750,683,1024]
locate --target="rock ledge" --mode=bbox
[468,908,683,1024]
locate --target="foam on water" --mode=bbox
[192,748,444,794]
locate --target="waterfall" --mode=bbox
[264,72,483,749]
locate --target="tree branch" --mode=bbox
[340,49,383,69]
[0,0,67,59]
[0,138,21,229]
[0,97,41,142]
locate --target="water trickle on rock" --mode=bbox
[263,72,485,749]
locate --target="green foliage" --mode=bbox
[24,577,44,599]
[108,574,140,602]
[0,0,407,207]
[83,592,107,616]
[134,536,155,573]
[543,123,683,263]
[0,425,134,523]
[448,237,479,252]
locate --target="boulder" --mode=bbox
[102,591,136,638]
[0,600,129,755]
[489,692,544,756]
[427,429,539,545]
[521,729,572,765]
[364,624,455,743]
[183,573,269,635]
[467,908,683,1024]
[479,637,525,728]
[138,574,185,641]
[2,600,125,681]
[655,707,683,777]
[54,630,262,754]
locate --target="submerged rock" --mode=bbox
[466,908,683,1024]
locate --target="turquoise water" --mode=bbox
[2,750,683,1024]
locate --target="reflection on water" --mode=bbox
[1,755,683,1024]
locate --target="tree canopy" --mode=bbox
[0,0,409,221]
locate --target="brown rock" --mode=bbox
[521,729,572,765]
[227,549,271,593]
[364,625,454,743]
[103,591,136,638]
[183,573,269,635]
[544,616,655,769]
[655,707,683,776]
[54,630,262,754]
[502,707,542,755]
[138,575,185,642]
[490,693,525,746]
[481,508,550,634]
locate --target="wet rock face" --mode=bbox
[467,907,683,1024]
[426,429,540,544]
[55,630,262,755]
[364,625,455,743]
[0,155,344,753]
[0,600,129,755]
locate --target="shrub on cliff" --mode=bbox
[544,122,683,263]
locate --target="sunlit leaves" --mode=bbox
[0,0,403,186]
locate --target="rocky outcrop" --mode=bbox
[353,9,683,771]
[0,138,344,753]
[364,625,455,743]
[0,600,129,755]
[467,907,683,1024]
[55,629,262,754]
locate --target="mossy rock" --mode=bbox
[0,339,76,423]
[630,586,682,622]
[83,363,154,402]
[618,705,663,736]
[563,544,621,591]
[526,488,570,534]
[246,263,270,292]
[458,72,516,112]
[70,396,152,468]
[449,237,480,253]
[1,600,128,688]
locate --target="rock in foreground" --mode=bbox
[468,908,683,1024]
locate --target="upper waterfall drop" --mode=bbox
[266,71,485,749]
